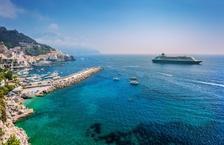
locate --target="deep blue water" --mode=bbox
[17,55,224,145]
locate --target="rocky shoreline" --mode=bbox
[0,92,32,145]
[0,67,102,145]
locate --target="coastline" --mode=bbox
[21,67,102,97]
[2,67,102,145]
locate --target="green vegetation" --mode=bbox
[0,128,4,137]
[0,68,13,81]
[3,135,20,145]
[0,96,6,122]
[25,44,53,56]
[0,26,55,56]
[1,85,14,95]
[0,69,16,122]
[4,71,13,80]
[0,27,35,48]
[0,69,19,143]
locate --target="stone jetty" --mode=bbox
[22,67,102,97]
[53,67,102,88]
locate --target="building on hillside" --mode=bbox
[0,43,31,69]
[0,54,30,69]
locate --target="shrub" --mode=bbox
[0,128,4,137]
[3,135,20,145]
[5,71,13,80]
[0,98,6,122]
[5,85,15,92]
[1,87,9,95]
[0,90,4,98]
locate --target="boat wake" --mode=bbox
[125,65,140,68]
[190,80,224,88]
[158,72,173,77]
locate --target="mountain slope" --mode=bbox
[0,26,55,56]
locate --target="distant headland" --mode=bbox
[0,26,75,69]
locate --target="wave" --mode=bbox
[125,65,140,68]
[190,80,224,88]
[158,72,173,77]
[105,65,113,68]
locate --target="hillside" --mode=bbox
[0,26,55,56]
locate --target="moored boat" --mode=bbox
[130,80,139,85]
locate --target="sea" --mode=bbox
[16,55,224,145]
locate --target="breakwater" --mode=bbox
[22,67,102,97]
[53,67,102,88]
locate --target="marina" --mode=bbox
[20,67,102,98]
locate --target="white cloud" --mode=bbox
[0,0,24,18]
[48,23,59,32]
[35,24,87,49]
[0,0,50,21]
[36,33,84,48]
[30,11,51,21]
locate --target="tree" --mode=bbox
[0,98,6,122]
[0,128,4,137]
[5,71,13,80]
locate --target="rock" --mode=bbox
[0,91,33,145]
[0,120,29,145]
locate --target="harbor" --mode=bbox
[20,67,102,98]
[0,66,102,145]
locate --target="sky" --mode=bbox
[0,0,224,55]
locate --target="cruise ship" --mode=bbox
[152,53,202,64]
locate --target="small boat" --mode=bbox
[17,70,29,76]
[53,76,61,80]
[129,77,139,85]
[130,80,139,85]
[44,72,59,79]
[113,77,120,81]
[51,72,59,77]
[129,77,137,80]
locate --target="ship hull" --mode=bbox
[152,59,202,64]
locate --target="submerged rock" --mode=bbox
[86,122,219,145]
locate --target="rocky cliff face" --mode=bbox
[0,90,32,145]
[0,120,29,145]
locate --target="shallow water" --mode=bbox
[17,55,224,145]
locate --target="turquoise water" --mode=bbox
[17,55,224,145]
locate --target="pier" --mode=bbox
[21,67,102,97]
[52,67,101,88]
